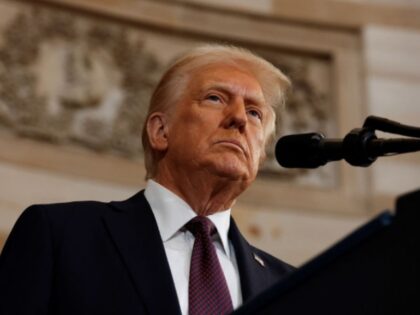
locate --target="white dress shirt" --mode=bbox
[144,180,243,315]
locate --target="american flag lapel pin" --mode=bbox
[253,253,265,267]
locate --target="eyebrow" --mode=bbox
[201,82,266,106]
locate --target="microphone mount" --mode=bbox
[343,127,378,167]
[344,116,420,166]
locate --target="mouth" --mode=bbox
[216,139,247,155]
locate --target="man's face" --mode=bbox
[164,63,270,186]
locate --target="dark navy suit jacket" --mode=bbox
[0,191,294,314]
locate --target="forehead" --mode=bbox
[189,63,265,102]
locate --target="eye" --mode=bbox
[205,94,223,103]
[247,108,262,121]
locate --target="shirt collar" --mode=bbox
[144,179,232,256]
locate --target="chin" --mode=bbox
[211,163,250,181]
[203,155,254,181]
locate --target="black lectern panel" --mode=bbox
[233,189,420,315]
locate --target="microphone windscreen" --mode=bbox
[275,133,326,168]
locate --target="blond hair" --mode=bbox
[142,44,290,179]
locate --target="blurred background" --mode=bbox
[0,0,419,266]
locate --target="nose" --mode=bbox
[222,98,247,132]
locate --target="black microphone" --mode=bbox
[275,129,420,168]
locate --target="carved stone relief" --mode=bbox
[0,1,336,187]
[0,4,160,156]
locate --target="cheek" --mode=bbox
[180,107,208,129]
[178,121,211,150]
[250,134,266,165]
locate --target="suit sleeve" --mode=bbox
[0,205,53,315]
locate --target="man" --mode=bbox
[0,45,294,314]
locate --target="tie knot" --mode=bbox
[185,216,215,237]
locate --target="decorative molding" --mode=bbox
[168,0,420,30]
[17,0,360,53]
[0,133,145,186]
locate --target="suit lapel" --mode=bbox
[103,191,181,315]
[229,218,272,301]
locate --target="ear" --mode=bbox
[146,112,169,151]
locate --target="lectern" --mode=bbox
[233,189,420,315]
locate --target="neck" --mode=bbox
[153,165,250,216]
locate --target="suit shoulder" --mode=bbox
[17,200,118,235]
[11,200,124,250]
[24,200,111,220]
[16,190,146,232]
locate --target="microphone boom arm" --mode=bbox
[275,116,420,168]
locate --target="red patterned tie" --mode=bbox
[186,216,233,315]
